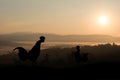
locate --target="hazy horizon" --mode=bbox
[0,31,120,37]
[1,0,120,36]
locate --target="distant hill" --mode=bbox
[0,40,21,47]
[0,32,120,42]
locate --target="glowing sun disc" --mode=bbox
[99,16,108,24]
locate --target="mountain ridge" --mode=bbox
[0,32,119,42]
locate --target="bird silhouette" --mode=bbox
[13,36,45,64]
[74,45,88,63]
[13,47,28,61]
[75,46,82,63]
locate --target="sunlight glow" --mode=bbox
[99,16,108,25]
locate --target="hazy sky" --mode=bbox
[0,0,120,36]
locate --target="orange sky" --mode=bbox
[0,0,120,36]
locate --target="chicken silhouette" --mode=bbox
[14,36,45,64]
[13,47,28,62]
[74,45,88,63]
[75,46,82,63]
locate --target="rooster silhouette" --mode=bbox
[14,36,45,64]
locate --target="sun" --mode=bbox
[99,16,108,25]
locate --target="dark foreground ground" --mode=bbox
[1,62,120,79]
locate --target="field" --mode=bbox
[0,43,120,79]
